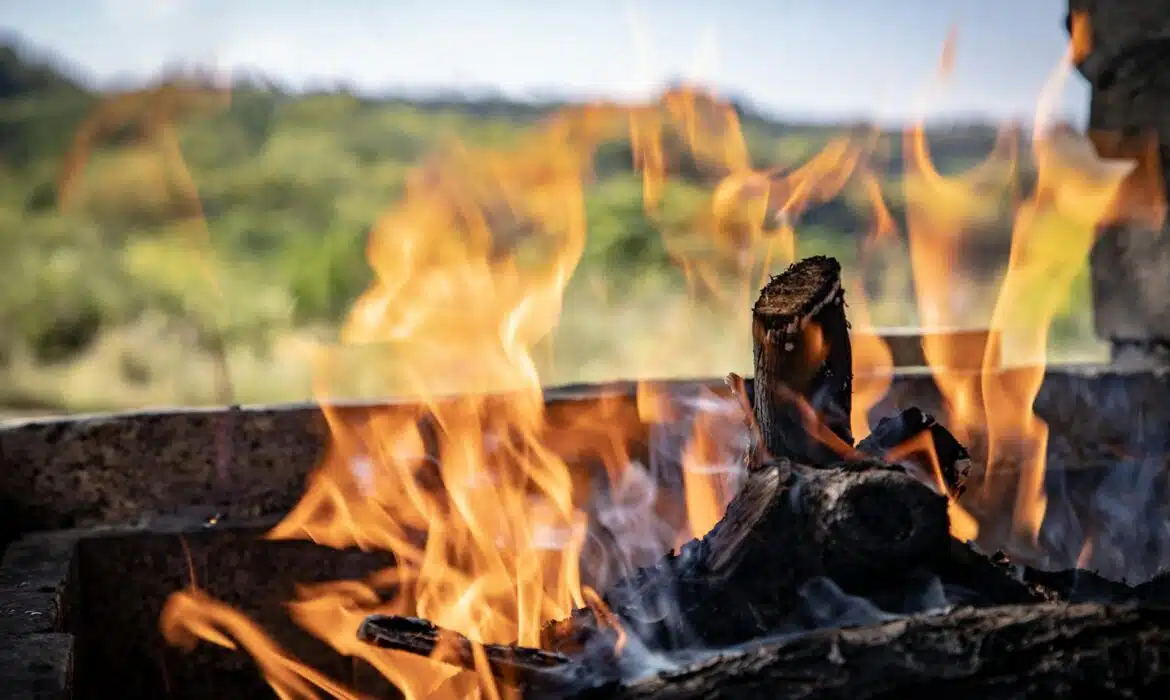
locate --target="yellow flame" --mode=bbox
[146,20,1167,700]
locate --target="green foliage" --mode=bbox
[0,44,1103,412]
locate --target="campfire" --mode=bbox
[146,16,1170,700]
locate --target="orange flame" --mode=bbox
[147,20,1165,700]
[978,61,1142,546]
[1068,11,1093,66]
[904,30,1159,552]
[678,391,748,540]
[848,279,894,441]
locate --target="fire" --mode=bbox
[904,25,1157,552]
[677,390,750,540]
[980,106,1141,546]
[848,279,894,441]
[147,19,1162,700]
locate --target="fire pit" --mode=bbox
[5,316,1170,699]
[6,4,1170,698]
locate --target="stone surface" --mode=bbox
[0,633,74,700]
[5,369,1170,552]
[0,532,78,699]
[1070,0,1170,348]
[1,368,1169,697]
[0,518,397,699]
[0,588,60,637]
[72,519,391,699]
[0,382,659,549]
[0,402,330,550]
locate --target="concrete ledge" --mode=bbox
[0,532,78,634]
[0,633,74,700]
[4,365,1169,546]
[0,532,79,699]
[0,517,391,699]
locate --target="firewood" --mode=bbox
[751,256,854,465]
[351,255,1141,698]
[857,406,972,497]
[538,256,1027,654]
[1022,565,1170,604]
[540,458,952,654]
[353,463,1045,689]
[357,615,582,693]
[569,602,1170,700]
[359,600,1170,700]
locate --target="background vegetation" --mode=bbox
[0,41,1103,416]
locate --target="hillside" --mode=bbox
[0,40,1096,414]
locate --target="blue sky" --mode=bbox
[1,0,1086,124]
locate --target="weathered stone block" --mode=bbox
[1071,0,1170,348]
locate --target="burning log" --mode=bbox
[362,594,1170,699]
[857,406,972,497]
[532,257,1021,653]
[357,615,582,693]
[750,255,854,465]
[580,602,1170,700]
[352,254,1158,698]
[541,459,951,654]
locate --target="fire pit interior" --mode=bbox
[7,3,1170,699]
[6,349,1170,699]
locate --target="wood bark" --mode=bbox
[857,407,971,497]
[540,459,953,655]
[751,256,854,465]
[572,602,1170,700]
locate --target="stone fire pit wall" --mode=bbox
[4,366,1170,698]
[5,367,1170,546]
[1071,0,1170,362]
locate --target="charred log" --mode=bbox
[1023,565,1170,605]
[751,256,854,465]
[857,406,972,497]
[539,459,953,654]
[357,615,582,693]
[572,602,1170,700]
[360,600,1170,700]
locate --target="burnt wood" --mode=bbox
[540,459,951,655]
[357,615,579,693]
[857,406,972,497]
[360,597,1170,699]
[351,255,1161,699]
[751,256,854,465]
[573,602,1170,700]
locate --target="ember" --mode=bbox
[6,6,1169,700]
